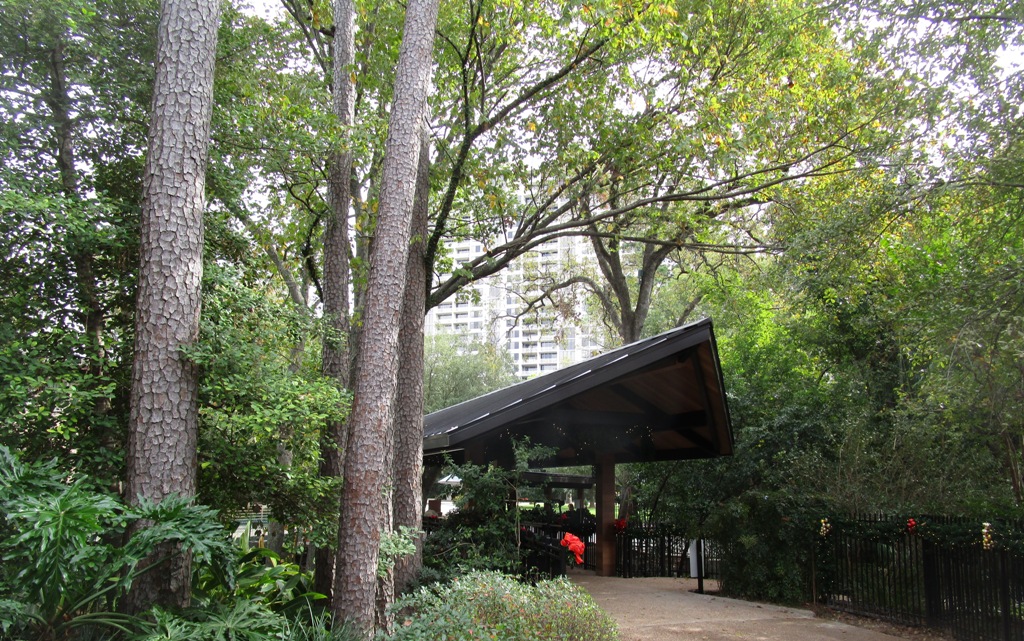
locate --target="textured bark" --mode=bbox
[125,0,220,612]
[334,0,439,631]
[315,0,357,605]
[392,130,430,596]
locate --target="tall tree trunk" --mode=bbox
[333,0,439,631]
[392,129,430,595]
[125,0,220,612]
[316,0,357,605]
[587,215,680,344]
[44,37,110,419]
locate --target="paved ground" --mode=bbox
[570,571,911,641]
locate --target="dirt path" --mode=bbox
[570,571,913,641]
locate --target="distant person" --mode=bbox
[565,503,583,535]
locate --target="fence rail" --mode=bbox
[817,514,1024,641]
[467,520,715,580]
[615,528,720,580]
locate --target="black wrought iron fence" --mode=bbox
[614,526,719,580]
[616,529,682,577]
[518,521,597,573]
[426,516,719,581]
[816,514,1024,641]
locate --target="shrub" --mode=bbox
[128,602,365,641]
[420,507,522,585]
[0,444,373,641]
[704,490,819,604]
[192,530,326,620]
[0,445,234,640]
[421,441,556,586]
[385,571,618,641]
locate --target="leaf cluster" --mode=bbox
[188,265,350,538]
[0,445,234,640]
[387,571,617,641]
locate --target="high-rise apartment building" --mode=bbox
[425,235,605,379]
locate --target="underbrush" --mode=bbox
[0,444,361,641]
[1,445,617,641]
[386,570,618,641]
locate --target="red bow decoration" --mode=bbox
[561,532,585,565]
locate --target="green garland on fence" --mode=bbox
[817,515,1024,554]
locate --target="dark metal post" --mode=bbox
[922,539,941,627]
[696,537,705,594]
[1001,549,1011,641]
[811,537,818,605]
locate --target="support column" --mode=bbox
[594,454,616,576]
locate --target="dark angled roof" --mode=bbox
[423,318,733,468]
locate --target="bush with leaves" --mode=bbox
[127,529,366,641]
[0,445,234,640]
[386,571,617,641]
[420,462,523,584]
[192,529,326,619]
[421,441,556,585]
[130,601,363,641]
[191,265,351,542]
[703,490,824,604]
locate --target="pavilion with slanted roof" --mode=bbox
[422,318,734,576]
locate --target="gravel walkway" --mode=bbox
[571,571,913,641]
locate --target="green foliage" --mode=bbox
[421,462,523,583]
[424,334,518,413]
[0,445,358,641]
[385,571,617,641]
[421,441,556,584]
[193,531,325,619]
[189,265,350,542]
[132,601,289,641]
[769,171,1023,511]
[0,189,132,487]
[0,445,234,640]
[0,0,158,487]
[704,491,822,604]
[378,527,420,580]
[130,601,363,641]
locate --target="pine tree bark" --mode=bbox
[392,129,430,596]
[316,0,357,605]
[125,0,220,612]
[333,0,439,631]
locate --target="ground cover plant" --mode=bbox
[0,445,232,640]
[0,444,361,641]
[387,570,617,641]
